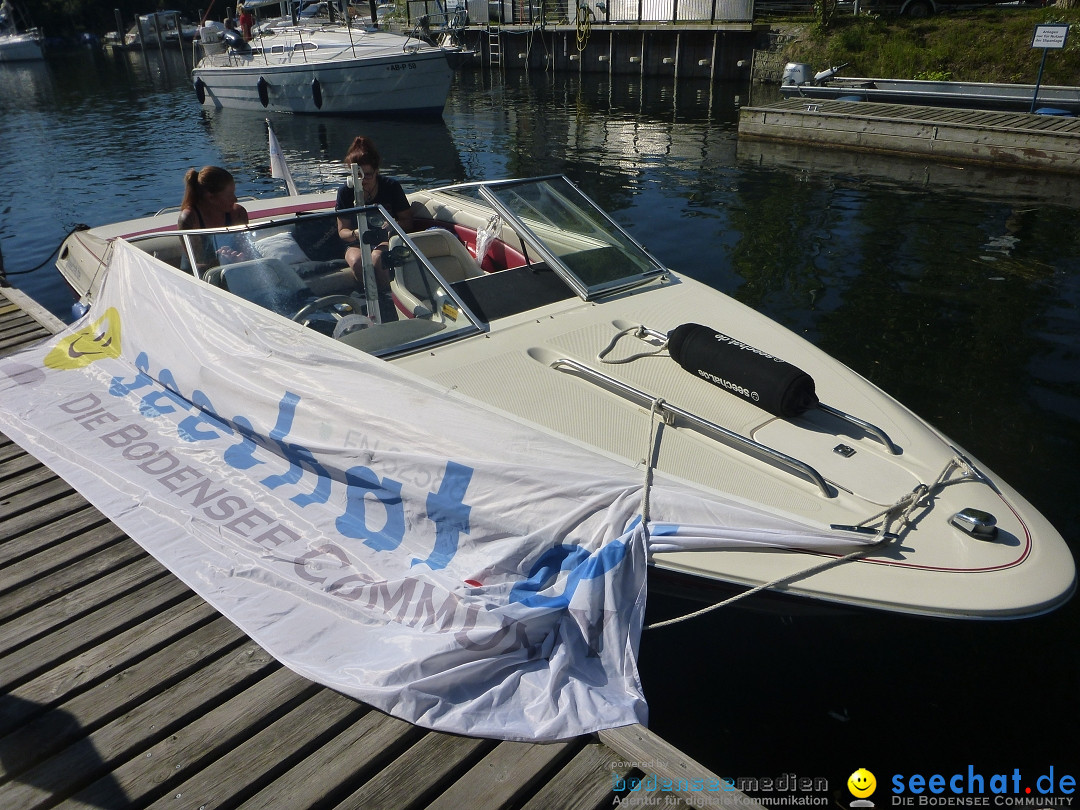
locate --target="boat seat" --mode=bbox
[388,229,484,320]
[203,266,227,288]
[405,228,484,284]
[218,258,310,317]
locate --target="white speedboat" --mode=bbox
[0,0,44,62]
[53,175,1076,622]
[191,5,456,115]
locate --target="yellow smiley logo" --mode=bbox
[848,768,877,799]
[45,308,122,370]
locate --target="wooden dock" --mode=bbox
[0,285,755,810]
[738,98,1080,174]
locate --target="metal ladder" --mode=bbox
[487,24,502,67]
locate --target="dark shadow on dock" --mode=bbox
[0,695,129,809]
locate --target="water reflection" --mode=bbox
[0,61,54,109]
[737,138,1080,210]
[202,109,468,193]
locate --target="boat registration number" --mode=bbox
[387,62,417,71]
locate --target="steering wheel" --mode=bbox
[291,294,364,324]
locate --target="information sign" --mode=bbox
[1031,24,1069,50]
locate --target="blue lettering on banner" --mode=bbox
[224,415,264,470]
[415,461,473,570]
[179,389,235,443]
[509,532,631,609]
[104,351,487,573]
[337,465,406,552]
[257,392,332,507]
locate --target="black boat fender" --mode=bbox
[667,322,818,418]
[193,76,206,104]
[257,76,269,107]
[311,77,323,109]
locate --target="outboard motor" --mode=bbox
[782,63,813,87]
[667,323,819,418]
[222,28,249,51]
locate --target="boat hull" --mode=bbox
[192,47,453,115]
[0,32,44,62]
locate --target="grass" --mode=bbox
[779,6,1080,84]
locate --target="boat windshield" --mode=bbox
[128,205,483,358]
[441,176,667,300]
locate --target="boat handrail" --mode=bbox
[816,403,900,455]
[549,357,833,498]
[634,326,900,455]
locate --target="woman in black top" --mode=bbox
[336,137,413,321]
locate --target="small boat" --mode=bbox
[114,10,199,49]
[190,1,462,115]
[52,171,1076,624]
[780,63,1080,115]
[0,0,44,62]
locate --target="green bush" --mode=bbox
[782,10,1080,84]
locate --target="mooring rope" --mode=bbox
[575,2,592,52]
[0,224,89,281]
[597,325,668,365]
[638,416,970,629]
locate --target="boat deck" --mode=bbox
[738,98,1080,174]
[0,285,753,810]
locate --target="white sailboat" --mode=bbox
[191,0,461,115]
[0,0,44,62]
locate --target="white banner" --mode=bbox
[0,241,870,740]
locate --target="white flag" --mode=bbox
[267,118,298,196]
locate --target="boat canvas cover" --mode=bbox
[0,241,873,740]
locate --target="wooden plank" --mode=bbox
[0,571,191,684]
[0,287,66,335]
[238,710,424,810]
[138,685,367,810]
[0,536,145,617]
[334,730,494,810]
[0,552,168,647]
[0,504,118,571]
[0,462,64,504]
[0,449,47,484]
[0,328,47,353]
[0,595,216,735]
[426,739,577,810]
[0,640,279,809]
[0,312,37,336]
[0,616,247,775]
[0,437,25,464]
[519,741,630,810]
[0,472,77,521]
[66,667,325,809]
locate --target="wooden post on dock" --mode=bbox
[135,13,147,56]
[112,8,124,49]
[152,14,167,64]
[174,10,190,72]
